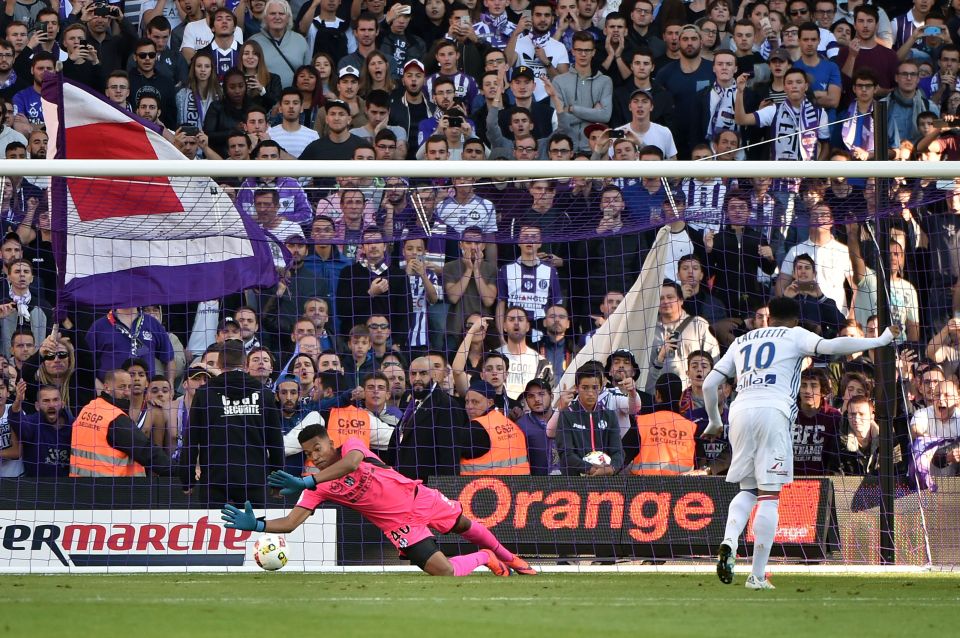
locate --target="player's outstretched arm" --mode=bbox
[701,370,727,439]
[816,326,900,356]
[268,449,366,497]
[220,500,312,534]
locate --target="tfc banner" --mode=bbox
[0,509,336,573]
[430,476,833,557]
[40,73,277,309]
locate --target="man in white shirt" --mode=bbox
[776,202,852,314]
[505,0,570,100]
[614,89,677,159]
[495,305,553,400]
[268,88,320,158]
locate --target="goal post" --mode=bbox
[1,158,957,573]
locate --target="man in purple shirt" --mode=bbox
[8,381,72,477]
[515,378,559,475]
[85,307,175,385]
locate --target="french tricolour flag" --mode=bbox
[41,73,277,309]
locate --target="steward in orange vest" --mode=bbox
[460,380,530,475]
[622,373,702,475]
[69,370,177,478]
[326,405,373,448]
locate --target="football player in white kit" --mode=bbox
[702,297,898,589]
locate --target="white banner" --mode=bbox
[0,509,337,573]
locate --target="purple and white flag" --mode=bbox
[41,73,277,309]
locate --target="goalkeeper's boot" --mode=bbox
[506,555,538,576]
[483,549,510,577]
[716,542,736,585]
[745,574,776,590]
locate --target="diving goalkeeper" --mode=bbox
[221,423,537,577]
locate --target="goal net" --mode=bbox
[1,157,958,573]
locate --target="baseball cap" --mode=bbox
[524,378,553,394]
[218,316,240,331]
[187,365,212,379]
[338,65,360,79]
[402,58,425,73]
[467,379,497,399]
[768,47,791,62]
[584,123,609,137]
[629,88,653,102]
[284,231,307,244]
[325,98,350,114]
[511,65,535,81]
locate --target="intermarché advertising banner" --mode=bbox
[0,509,337,573]
[429,476,832,553]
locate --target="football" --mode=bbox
[252,533,288,571]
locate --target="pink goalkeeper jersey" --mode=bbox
[296,438,422,531]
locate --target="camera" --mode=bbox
[448,116,463,128]
[94,5,113,17]
[608,129,625,139]
[181,125,199,136]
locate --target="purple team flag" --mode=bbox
[40,73,277,309]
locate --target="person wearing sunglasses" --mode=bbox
[128,38,177,129]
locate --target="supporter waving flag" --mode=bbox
[40,73,277,310]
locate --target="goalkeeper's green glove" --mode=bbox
[267,470,317,497]
[221,501,265,532]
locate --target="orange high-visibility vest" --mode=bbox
[326,406,372,448]
[460,410,530,475]
[628,411,698,475]
[69,397,146,478]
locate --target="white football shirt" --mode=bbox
[712,326,823,422]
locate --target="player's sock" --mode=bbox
[751,496,780,580]
[449,551,489,576]
[461,521,514,562]
[722,490,758,554]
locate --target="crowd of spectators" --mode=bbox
[1,0,960,492]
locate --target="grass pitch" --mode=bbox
[3,572,957,638]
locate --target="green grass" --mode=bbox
[2,572,958,637]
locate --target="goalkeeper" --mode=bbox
[221,423,537,577]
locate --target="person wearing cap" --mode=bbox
[656,24,716,159]
[181,339,284,505]
[389,58,436,159]
[622,372,701,475]
[552,31,613,152]
[505,1,570,100]
[515,378,558,475]
[299,98,365,160]
[170,365,212,460]
[249,0,310,87]
[601,349,645,438]
[334,64,366,125]
[613,87,678,159]
[611,49,675,129]
[460,378,530,475]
